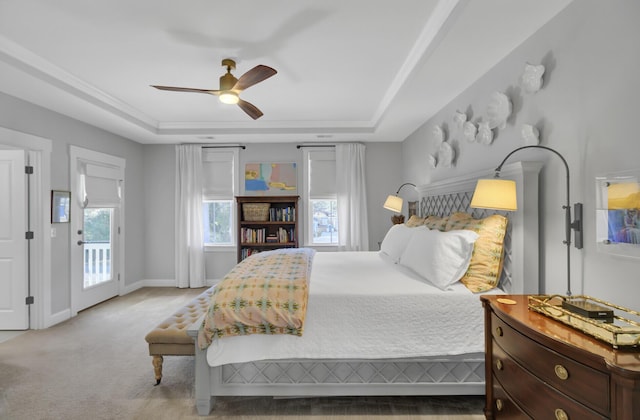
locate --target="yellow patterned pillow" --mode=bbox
[444,212,508,292]
[424,215,449,231]
[405,215,427,227]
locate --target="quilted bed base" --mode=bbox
[191,353,484,415]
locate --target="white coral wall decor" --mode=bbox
[463,121,477,143]
[453,110,467,128]
[521,124,540,145]
[428,153,437,168]
[520,63,545,94]
[432,124,446,143]
[476,121,494,145]
[486,92,512,130]
[438,142,455,167]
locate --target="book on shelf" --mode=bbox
[240,227,266,243]
[241,248,262,259]
[269,206,296,222]
[265,234,278,243]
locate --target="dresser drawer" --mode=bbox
[491,380,530,419]
[491,312,609,415]
[492,341,607,420]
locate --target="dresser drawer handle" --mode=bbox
[495,326,503,337]
[554,364,569,380]
[555,408,569,420]
[495,399,504,412]
[496,359,503,371]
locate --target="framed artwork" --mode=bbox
[51,190,71,223]
[595,170,640,258]
[245,162,297,195]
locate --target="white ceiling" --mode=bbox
[0,0,573,145]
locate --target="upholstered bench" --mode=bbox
[144,286,214,385]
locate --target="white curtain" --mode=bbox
[175,145,205,288]
[336,143,369,251]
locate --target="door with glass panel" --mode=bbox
[70,146,125,314]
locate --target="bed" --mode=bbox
[187,161,542,415]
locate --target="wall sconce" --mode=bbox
[384,182,416,224]
[470,145,583,296]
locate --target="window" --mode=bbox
[304,149,339,245]
[202,149,239,246]
[310,198,338,244]
[203,200,233,245]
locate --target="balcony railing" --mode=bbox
[84,241,111,287]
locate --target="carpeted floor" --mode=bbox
[0,288,485,420]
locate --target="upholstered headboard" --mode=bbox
[417,161,542,294]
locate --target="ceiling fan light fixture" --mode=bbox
[219,91,239,105]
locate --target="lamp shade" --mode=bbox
[608,182,640,209]
[383,195,403,213]
[470,178,517,211]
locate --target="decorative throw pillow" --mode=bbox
[423,215,449,231]
[399,228,479,290]
[380,224,424,263]
[405,215,427,227]
[444,212,509,292]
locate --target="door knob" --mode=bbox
[77,240,85,246]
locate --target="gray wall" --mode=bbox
[402,0,640,309]
[0,91,145,314]
[143,142,404,282]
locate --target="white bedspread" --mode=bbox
[206,251,499,367]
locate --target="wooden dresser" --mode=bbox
[481,295,640,420]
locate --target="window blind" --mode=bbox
[83,163,122,208]
[308,150,336,197]
[202,150,235,199]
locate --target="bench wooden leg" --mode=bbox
[152,355,164,385]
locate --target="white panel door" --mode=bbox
[0,149,28,330]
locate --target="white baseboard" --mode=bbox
[46,308,71,328]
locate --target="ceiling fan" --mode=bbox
[151,59,277,120]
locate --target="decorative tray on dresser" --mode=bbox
[481,295,640,420]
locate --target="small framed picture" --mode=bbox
[51,190,71,223]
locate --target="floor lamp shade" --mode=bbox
[470,179,517,211]
[383,195,403,213]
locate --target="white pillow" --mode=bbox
[399,229,479,290]
[379,224,425,263]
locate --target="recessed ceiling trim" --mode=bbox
[371,0,467,124]
[157,120,375,130]
[0,34,158,132]
[157,125,374,136]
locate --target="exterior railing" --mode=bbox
[84,241,111,287]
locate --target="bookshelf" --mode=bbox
[236,195,299,262]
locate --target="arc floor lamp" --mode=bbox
[470,145,583,296]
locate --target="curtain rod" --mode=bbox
[179,143,246,149]
[202,145,246,149]
[296,144,335,149]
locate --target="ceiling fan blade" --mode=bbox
[237,99,264,120]
[233,65,277,91]
[151,85,220,95]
